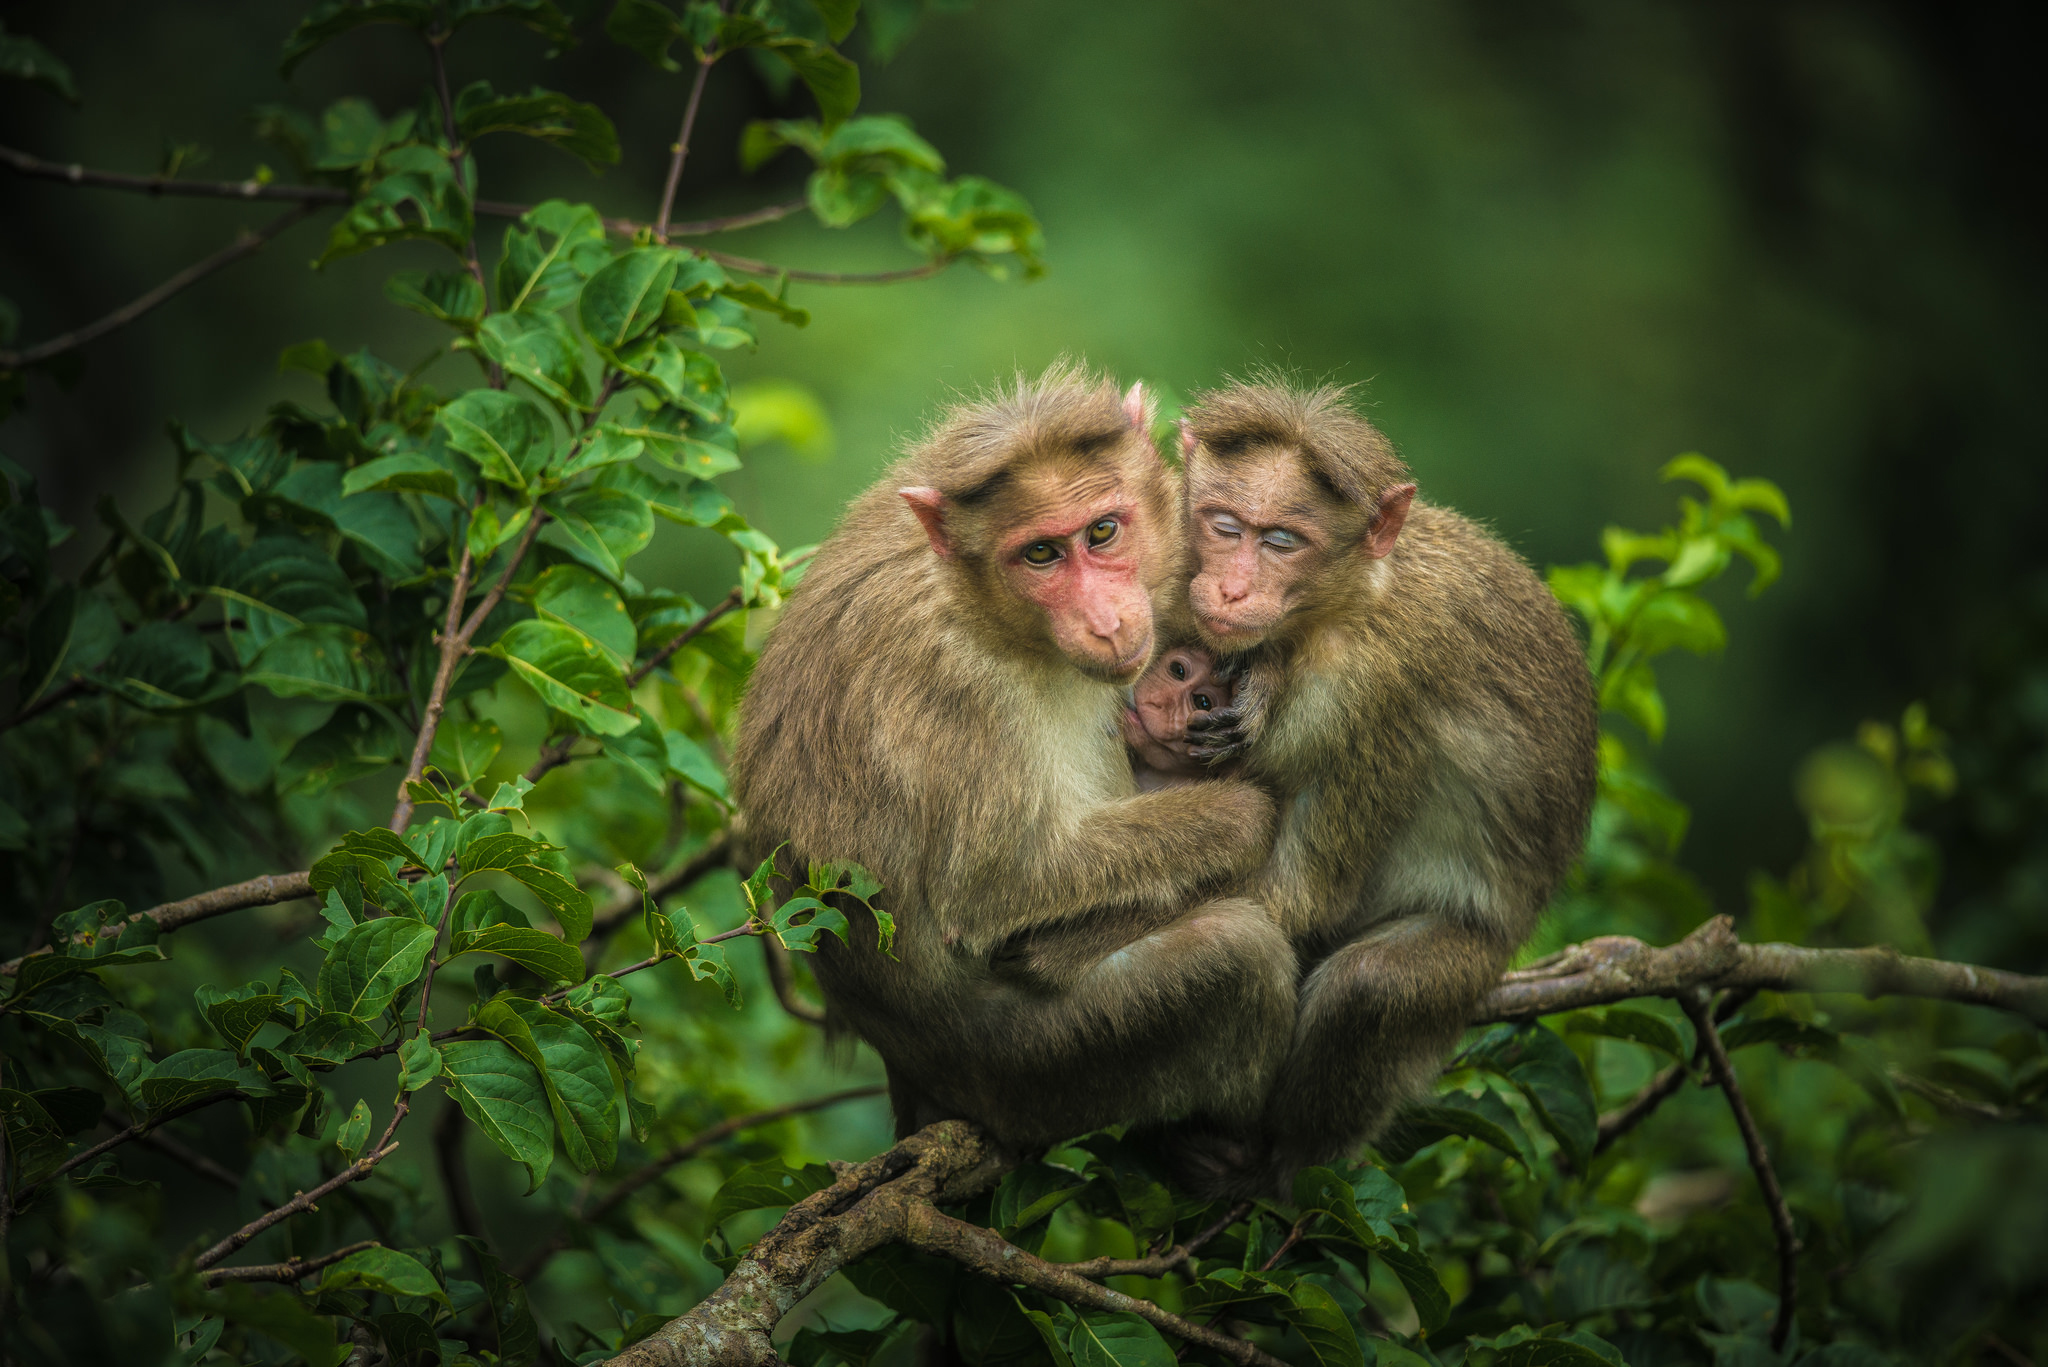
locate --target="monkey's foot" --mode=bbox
[1151,1124,1292,1202]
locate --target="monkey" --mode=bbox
[1166,378,1599,1195]
[1122,644,1236,790]
[731,365,1299,1152]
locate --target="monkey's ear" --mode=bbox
[1122,381,1152,432]
[898,486,955,558]
[1364,483,1416,558]
[1177,418,1197,463]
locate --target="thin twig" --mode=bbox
[1594,1063,1690,1155]
[703,248,956,285]
[14,1092,236,1205]
[3,870,316,978]
[655,56,717,241]
[1680,989,1800,1352]
[761,937,826,1026]
[584,834,733,959]
[1059,1201,1251,1279]
[1257,1212,1318,1272]
[135,1127,241,1190]
[632,587,743,684]
[427,31,492,306]
[513,1085,885,1282]
[0,204,317,369]
[201,1239,378,1286]
[665,200,805,236]
[0,142,351,204]
[193,1143,400,1270]
[0,675,91,736]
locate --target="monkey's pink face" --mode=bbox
[1186,454,1331,647]
[1122,647,1231,772]
[999,483,1156,683]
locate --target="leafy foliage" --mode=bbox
[1,5,2043,1367]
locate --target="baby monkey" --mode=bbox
[1123,645,1236,790]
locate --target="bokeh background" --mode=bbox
[3,0,2043,969]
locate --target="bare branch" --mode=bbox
[903,1206,1287,1367]
[0,142,351,205]
[436,1101,487,1247]
[632,587,743,685]
[703,248,956,286]
[0,204,318,370]
[1479,915,2048,1026]
[13,1092,242,1206]
[1593,1062,1691,1156]
[1680,989,1800,1352]
[655,56,716,242]
[0,675,91,736]
[3,870,316,978]
[514,1085,884,1282]
[201,1239,379,1286]
[585,834,733,962]
[761,938,827,1026]
[664,200,806,236]
[136,1127,241,1190]
[194,1143,400,1270]
[1058,1201,1251,1279]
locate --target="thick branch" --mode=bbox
[598,1121,1010,1367]
[1680,990,1799,1352]
[514,1085,884,1282]
[0,204,317,370]
[201,1240,378,1287]
[903,1206,1286,1367]
[3,871,315,977]
[1478,915,2048,1026]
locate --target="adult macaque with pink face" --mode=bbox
[734,366,1294,1152]
[1162,379,1600,1197]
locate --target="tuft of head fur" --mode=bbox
[1183,375,1409,511]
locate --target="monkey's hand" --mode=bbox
[1186,662,1269,765]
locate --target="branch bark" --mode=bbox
[1477,915,2048,1026]
[201,1239,379,1286]
[3,871,315,977]
[761,938,827,1026]
[193,1143,400,1270]
[0,203,317,370]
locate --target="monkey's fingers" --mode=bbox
[1185,707,1248,763]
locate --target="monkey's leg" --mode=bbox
[940,898,1299,1149]
[1262,913,1512,1178]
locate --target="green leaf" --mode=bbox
[1381,1090,1536,1168]
[1278,1280,1365,1367]
[1066,1312,1175,1367]
[430,717,504,786]
[496,199,610,313]
[279,1,435,76]
[341,450,460,501]
[319,145,474,264]
[456,81,621,170]
[138,1049,268,1114]
[1566,1006,1689,1060]
[384,268,486,329]
[459,1235,543,1367]
[0,23,79,101]
[441,1037,555,1191]
[541,486,655,579]
[473,310,593,417]
[245,624,393,703]
[704,1157,836,1229]
[336,1097,372,1161]
[318,916,438,1019]
[580,247,684,350]
[667,730,731,802]
[605,0,689,70]
[488,618,639,737]
[1467,1024,1598,1169]
[437,388,557,488]
[196,983,283,1055]
[318,1245,447,1304]
[602,407,741,481]
[276,1012,383,1064]
[398,1028,443,1091]
[532,564,636,668]
[477,997,618,1171]
[1375,1238,1450,1333]
[450,923,586,985]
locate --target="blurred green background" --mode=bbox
[3,0,2042,966]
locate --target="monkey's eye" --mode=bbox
[1021,541,1061,566]
[1086,518,1119,548]
[1194,693,1214,710]
[1210,515,1244,539]
[1169,660,1187,680]
[1262,529,1305,551]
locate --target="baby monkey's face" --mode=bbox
[1122,646,1233,774]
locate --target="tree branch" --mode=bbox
[903,1206,1287,1367]
[1679,989,1800,1353]
[435,1102,487,1249]
[0,204,318,370]
[632,587,743,685]
[193,1143,400,1270]
[584,834,733,964]
[1478,915,2048,1026]
[1057,1201,1251,1279]
[655,56,716,242]
[3,871,316,977]
[0,142,352,204]
[702,249,956,285]
[1593,1062,1690,1156]
[12,1092,241,1206]
[513,1085,884,1282]
[135,1126,241,1190]
[200,1239,379,1286]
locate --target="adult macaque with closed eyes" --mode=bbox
[1122,644,1235,790]
[1172,380,1599,1194]
[733,368,1296,1151]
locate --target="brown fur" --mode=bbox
[732,366,1298,1149]
[1176,379,1599,1189]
